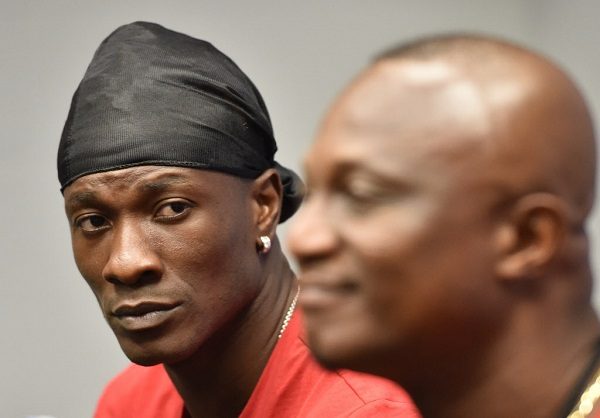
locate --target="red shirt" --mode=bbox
[95,313,419,417]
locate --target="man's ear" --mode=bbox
[250,168,283,237]
[494,193,569,280]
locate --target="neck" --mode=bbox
[408,305,600,418]
[165,248,298,418]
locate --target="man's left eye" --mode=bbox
[76,214,111,232]
[155,201,192,219]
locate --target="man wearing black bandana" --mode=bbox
[289,34,600,418]
[57,22,418,418]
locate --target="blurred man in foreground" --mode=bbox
[289,34,600,418]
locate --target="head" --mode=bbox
[58,22,302,365]
[288,34,596,384]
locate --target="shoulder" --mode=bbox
[295,365,419,417]
[94,364,183,418]
[335,369,420,417]
[267,315,418,417]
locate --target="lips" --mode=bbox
[110,301,181,331]
[299,274,357,310]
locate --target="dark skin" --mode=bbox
[288,39,599,418]
[64,166,298,418]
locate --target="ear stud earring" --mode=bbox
[257,235,272,254]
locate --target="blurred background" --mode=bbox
[2,1,599,416]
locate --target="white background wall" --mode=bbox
[2,1,598,417]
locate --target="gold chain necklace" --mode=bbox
[277,286,299,339]
[568,365,600,418]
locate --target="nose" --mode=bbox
[287,194,339,266]
[102,220,162,286]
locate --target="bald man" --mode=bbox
[288,34,600,418]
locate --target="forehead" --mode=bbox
[63,166,246,206]
[306,60,491,179]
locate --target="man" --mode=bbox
[57,22,418,418]
[288,34,600,418]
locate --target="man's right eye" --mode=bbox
[75,214,110,233]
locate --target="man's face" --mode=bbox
[288,61,507,378]
[64,166,263,365]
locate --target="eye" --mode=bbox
[75,214,110,233]
[336,175,401,215]
[155,200,193,221]
[338,179,380,209]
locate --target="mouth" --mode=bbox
[299,277,358,311]
[110,301,182,331]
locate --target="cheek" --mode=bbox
[355,221,497,339]
[341,204,483,326]
[71,236,110,295]
[343,204,438,285]
[157,213,260,298]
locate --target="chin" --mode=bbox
[124,352,163,367]
[122,345,198,367]
[305,324,401,381]
[307,329,370,369]
[116,333,200,367]
[309,347,350,371]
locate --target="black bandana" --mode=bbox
[57,21,303,222]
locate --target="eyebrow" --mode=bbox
[66,174,194,210]
[139,176,192,192]
[66,191,100,209]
